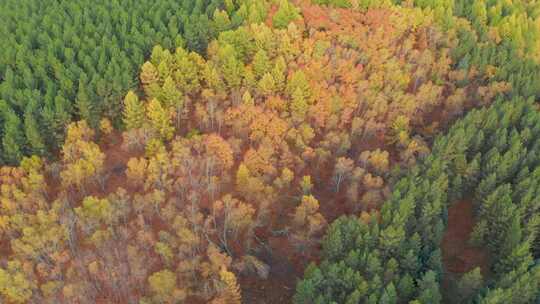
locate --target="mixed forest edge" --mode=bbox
[0,0,539,303]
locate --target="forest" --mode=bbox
[0,0,539,303]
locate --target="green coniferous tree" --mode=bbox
[273,0,300,29]
[252,49,271,79]
[24,103,46,156]
[2,110,25,164]
[75,81,96,127]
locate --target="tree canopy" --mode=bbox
[0,0,271,164]
[1,0,540,303]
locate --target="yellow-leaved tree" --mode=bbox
[123,90,145,130]
[212,267,241,304]
[60,121,105,193]
[146,99,175,141]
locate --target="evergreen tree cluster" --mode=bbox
[0,0,269,164]
[295,98,540,304]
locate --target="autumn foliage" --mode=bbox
[1,1,535,303]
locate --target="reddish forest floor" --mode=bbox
[442,199,489,273]
[441,198,490,303]
[100,132,136,195]
[240,235,303,303]
[45,131,484,303]
[99,133,304,302]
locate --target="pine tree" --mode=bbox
[184,14,211,54]
[397,274,415,301]
[75,81,96,127]
[146,98,174,141]
[258,73,276,96]
[218,44,244,90]
[213,9,232,33]
[273,0,300,29]
[140,61,161,98]
[2,110,25,164]
[291,87,308,124]
[416,271,442,304]
[160,76,182,108]
[457,267,483,302]
[23,102,46,156]
[380,283,397,304]
[123,90,145,130]
[287,70,310,101]
[253,49,271,79]
[271,56,287,92]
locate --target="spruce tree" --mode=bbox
[24,103,46,156]
[2,111,25,164]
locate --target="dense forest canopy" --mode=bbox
[295,97,540,303]
[0,0,539,303]
[0,0,270,164]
